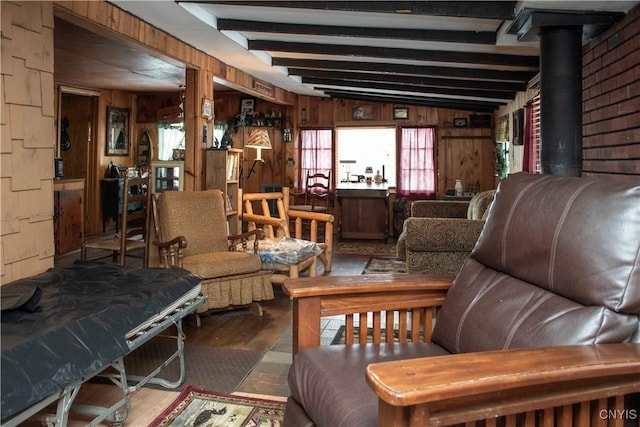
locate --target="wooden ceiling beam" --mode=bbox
[217,19,496,44]
[250,40,539,67]
[321,89,501,112]
[273,58,538,82]
[288,68,527,92]
[185,1,517,20]
[306,77,515,101]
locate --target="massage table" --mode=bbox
[0,261,205,426]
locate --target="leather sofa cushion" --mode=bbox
[183,251,261,278]
[432,258,640,354]
[287,343,450,427]
[473,173,640,314]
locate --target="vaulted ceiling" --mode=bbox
[59,1,638,111]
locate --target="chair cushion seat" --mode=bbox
[286,343,450,427]
[183,251,262,278]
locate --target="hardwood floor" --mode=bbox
[48,243,375,426]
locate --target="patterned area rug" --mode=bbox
[150,386,286,427]
[334,240,398,257]
[362,256,406,274]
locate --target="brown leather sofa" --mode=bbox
[283,173,640,427]
[396,190,495,275]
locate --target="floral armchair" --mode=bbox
[396,190,495,275]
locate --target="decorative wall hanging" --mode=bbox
[202,98,213,120]
[240,98,255,115]
[106,106,130,156]
[60,116,71,151]
[513,108,524,145]
[453,117,468,128]
[393,107,408,119]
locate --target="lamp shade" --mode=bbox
[245,129,272,162]
[245,129,272,150]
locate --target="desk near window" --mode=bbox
[337,182,390,240]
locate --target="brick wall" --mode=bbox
[582,4,640,180]
[0,1,56,284]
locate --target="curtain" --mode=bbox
[299,129,332,190]
[158,124,185,161]
[398,127,436,198]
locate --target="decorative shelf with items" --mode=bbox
[206,148,242,235]
[151,160,184,194]
[230,112,286,134]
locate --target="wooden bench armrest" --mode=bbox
[284,274,453,298]
[287,209,335,224]
[366,343,640,427]
[285,275,453,354]
[241,212,287,229]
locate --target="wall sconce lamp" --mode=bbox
[245,129,272,178]
[301,108,307,124]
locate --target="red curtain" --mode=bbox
[398,127,436,198]
[299,129,332,190]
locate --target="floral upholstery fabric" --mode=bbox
[397,190,496,275]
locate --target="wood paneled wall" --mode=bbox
[294,96,496,196]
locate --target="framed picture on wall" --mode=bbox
[106,106,130,156]
[240,98,255,115]
[393,107,409,119]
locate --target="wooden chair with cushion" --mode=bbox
[81,174,151,267]
[152,189,274,323]
[290,171,332,213]
[240,187,334,282]
[283,173,640,427]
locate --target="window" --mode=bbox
[398,127,436,198]
[336,127,396,186]
[157,123,185,161]
[298,129,333,189]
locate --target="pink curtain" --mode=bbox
[523,103,535,173]
[299,129,332,190]
[398,127,436,198]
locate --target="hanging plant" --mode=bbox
[495,142,508,180]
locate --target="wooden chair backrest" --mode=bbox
[241,187,292,239]
[119,174,151,265]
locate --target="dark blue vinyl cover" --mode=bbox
[0,261,201,421]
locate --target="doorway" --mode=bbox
[57,87,99,235]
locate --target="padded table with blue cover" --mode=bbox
[1,261,204,426]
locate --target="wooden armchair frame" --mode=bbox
[239,187,335,272]
[284,274,640,427]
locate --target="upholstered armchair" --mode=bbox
[396,189,495,275]
[152,190,274,322]
[283,173,640,427]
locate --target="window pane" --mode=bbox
[336,127,396,186]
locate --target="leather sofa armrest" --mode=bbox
[405,218,485,252]
[366,343,640,427]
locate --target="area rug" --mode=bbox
[149,385,286,427]
[362,256,406,274]
[334,240,398,257]
[123,336,262,393]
